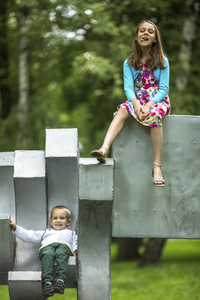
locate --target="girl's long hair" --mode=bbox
[128,20,167,70]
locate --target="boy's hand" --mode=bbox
[10,220,17,231]
[72,251,77,257]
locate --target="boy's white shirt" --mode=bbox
[13,225,77,253]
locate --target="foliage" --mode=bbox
[0,0,199,155]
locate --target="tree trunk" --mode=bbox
[0,1,12,118]
[175,0,199,90]
[17,5,29,148]
[113,238,142,261]
[139,238,167,267]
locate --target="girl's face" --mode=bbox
[50,208,71,230]
[136,22,157,48]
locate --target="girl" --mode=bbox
[91,20,170,187]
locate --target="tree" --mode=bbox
[175,0,199,91]
[0,0,200,265]
[112,238,142,261]
[139,238,167,267]
[173,0,200,114]
[0,0,12,118]
[17,5,29,147]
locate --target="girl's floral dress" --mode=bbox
[118,63,171,127]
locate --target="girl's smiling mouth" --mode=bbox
[141,36,149,42]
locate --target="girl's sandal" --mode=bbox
[152,163,165,187]
[91,146,109,163]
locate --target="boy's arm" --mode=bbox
[72,231,78,254]
[10,220,44,244]
[10,220,17,231]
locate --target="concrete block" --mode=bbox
[112,115,200,238]
[8,271,46,300]
[0,152,15,285]
[79,158,114,201]
[8,256,76,300]
[8,256,77,300]
[78,159,114,300]
[14,150,46,230]
[0,217,14,284]
[45,128,79,158]
[0,152,15,221]
[45,129,79,231]
[13,151,47,272]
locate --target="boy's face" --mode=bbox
[50,208,71,230]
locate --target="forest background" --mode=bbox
[0,0,199,155]
[0,0,200,265]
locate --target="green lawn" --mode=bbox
[1,239,200,300]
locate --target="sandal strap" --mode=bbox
[153,163,162,169]
[153,177,165,186]
[100,146,109,152]
[99,146,109,155]
[153,177,165,183]
[152,163,163,177]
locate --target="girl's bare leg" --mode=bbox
[101,106,130,153]
[150,126,163,181]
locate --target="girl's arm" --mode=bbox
[123,60,144,119]
[150,57,170,103]
[123,59,138,102]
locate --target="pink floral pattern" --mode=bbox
[119,63,171,127]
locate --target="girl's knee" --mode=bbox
[117,105,129,118]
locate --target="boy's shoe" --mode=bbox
[43,282,54,298]
[54,280,65,294]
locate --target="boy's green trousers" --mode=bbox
[39,242,72,283]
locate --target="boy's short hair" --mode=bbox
[50,205,71,220]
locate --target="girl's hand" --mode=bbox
[140,104,150,121]
[10,220,17,231]
[131,100,143,120]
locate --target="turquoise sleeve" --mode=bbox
[150,57,170,103]
[123,60,137,102]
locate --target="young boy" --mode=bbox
[10,205,77,298]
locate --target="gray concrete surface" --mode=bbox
[0,116,199,299]
[0,152,15,284]
[78,158,114,300]
[0,218,14,284]
[45,128,79,231]
[112,115,200,238]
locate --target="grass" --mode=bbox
[111,239,200,300]
[0,239,200,299]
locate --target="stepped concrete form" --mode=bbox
[78,158,113,300]
[45,128,79,231]
[0,115,199,299]
[0,152,15,284]
[0,217,14,285]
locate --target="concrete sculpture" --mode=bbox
[0,115,199,299]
